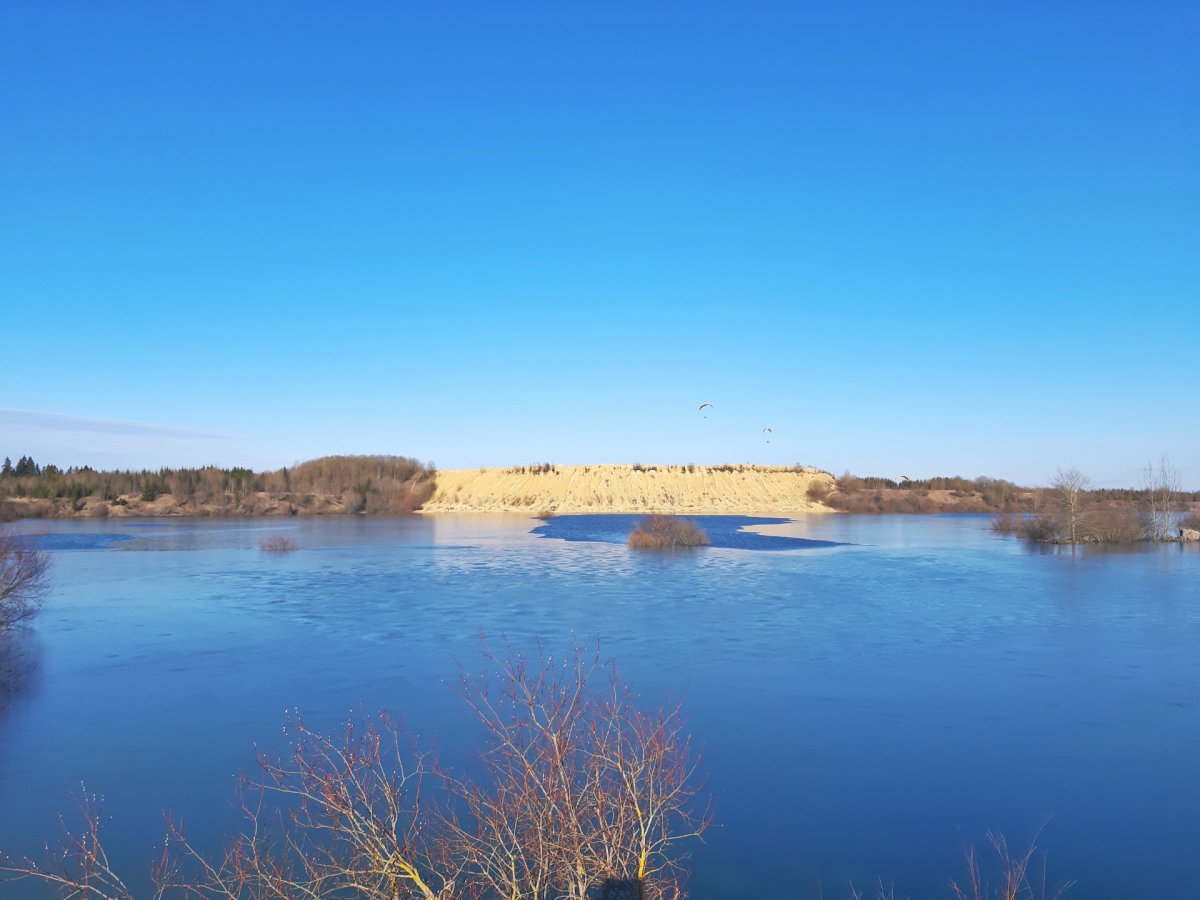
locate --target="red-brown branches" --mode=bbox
[447,642,710,900]
[2,646,711,900]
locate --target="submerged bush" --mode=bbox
[1015,515,1060,543]
[1081,505,1144,543]
[628,515,709,550]
[259,534,299,553]
[990,513,1021,534]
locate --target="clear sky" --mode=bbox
[2,2,1197,487]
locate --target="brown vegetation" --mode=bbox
[1079,504,1144,544]
[628,515,709,550]
[0,455,437,520]
[258,534,299,553]
[1,645,710,900]
[842,827,1072,900]
[828,474,1035,515]
[991,457,1196,544]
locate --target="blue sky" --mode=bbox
[2,2,1197,486]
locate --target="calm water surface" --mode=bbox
[1,515,1197,898]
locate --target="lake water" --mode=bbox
[1,514,1197,898]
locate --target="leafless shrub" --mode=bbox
[991,513,1021,535]
[0,790,145,900]
[1141,455,1182,541]
[826,490,941,514]
[848,880,896,900]
[806,480,832,503]
[447,643,711,900]
[3,645,711,900]
[628,515,709,550]
[1080,504,1143,543]
[1016,515,1060,543]
[950,827,1074,900]
[1052,468,1090,544]
[0,527,51,631]
[258,534,299,553]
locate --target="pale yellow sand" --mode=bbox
[422,465,836,514]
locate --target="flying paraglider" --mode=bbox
[763,426,773,444]
[699,403,713,419]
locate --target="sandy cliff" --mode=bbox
[422,465,836,514]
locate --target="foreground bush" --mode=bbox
[1,645,710,900]
[0,640,1076,899]
[628,515,709,550]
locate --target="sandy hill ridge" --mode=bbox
[422,465,836,514]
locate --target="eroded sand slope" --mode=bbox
[423,465,836,514]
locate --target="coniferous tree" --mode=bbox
[1,458,11,478]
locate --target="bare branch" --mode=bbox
[0,526,51,630]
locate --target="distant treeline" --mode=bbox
[0,455,437,519]
[815,473,1035,513]
[822,468,1200,521]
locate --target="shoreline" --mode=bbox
[1,464,839,519]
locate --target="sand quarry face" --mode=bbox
[422,465,836,514]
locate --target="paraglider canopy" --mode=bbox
[699,402,712,419]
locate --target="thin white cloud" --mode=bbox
[0,409,239,442]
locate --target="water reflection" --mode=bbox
[0,629,41,719]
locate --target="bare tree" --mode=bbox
[1141,454,1181,541]
[1051,468,1090,544]
[0,526,50,631]
[447,643,710,900]
[161,711,456,900]
[2,645,710,900]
